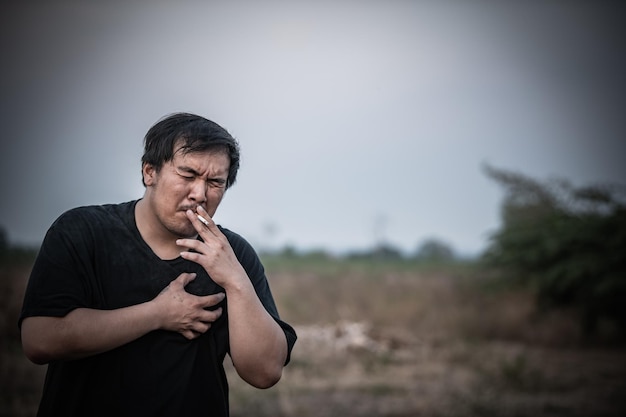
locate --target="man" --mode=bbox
[19,113,297,417]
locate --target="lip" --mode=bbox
[180,205,206,213]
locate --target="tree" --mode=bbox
[483,164,626,337]
[414,238,455,262]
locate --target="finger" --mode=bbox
[196,206,222,237]
[196,214,211,228]
[181,329,208,340]
[185,209,213,236]
[188,208,217,236]
[176,238,202,252]
[198,292,226,308]
[175,272,196,287]
[198,307,223,323]
[178,250,204,265]
[192,322,211,334]
[176,242,208,266]
[181,330,197,340]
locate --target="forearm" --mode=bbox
[226,277,288,389]
[176,216,289,387]
[21,302,160,364]
[21,272,225,365]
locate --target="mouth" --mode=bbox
[179,205,211,226]
[180,205,206,214]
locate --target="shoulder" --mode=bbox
[53,201,136,225]
[47,201,137,240]
[218,225,246,245]
[218,226,254,254]
[218,226,263,269]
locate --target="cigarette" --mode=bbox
[197,214,210,227]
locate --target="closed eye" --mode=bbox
[175,167,198,180]
[175,166,227,188]
[209,179,227,188]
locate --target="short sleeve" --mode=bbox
[221,226,297,364]
[19,209,100,327]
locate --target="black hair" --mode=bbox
[141,113,240,188]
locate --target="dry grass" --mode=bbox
[2,256,626,416]
[1,261,45,417]
[225,258,626,417]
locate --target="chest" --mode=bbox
[90,239,222,309]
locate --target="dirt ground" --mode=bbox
[225,264,626,417]
[224,322,626,417]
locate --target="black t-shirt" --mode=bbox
[19,201,296,417]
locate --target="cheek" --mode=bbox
[207,190,225,209]
[158,178,187,196]
[208,186,225,199]
[154,181,187,208]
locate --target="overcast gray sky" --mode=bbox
[1,1,625,256]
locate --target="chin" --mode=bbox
[169,222,197,239]
[181,227,198,238]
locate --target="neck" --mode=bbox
[135,199,191,260]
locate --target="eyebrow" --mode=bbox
[176,165,227,182]
[176,165,200,176]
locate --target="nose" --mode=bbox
[188,179,208,204]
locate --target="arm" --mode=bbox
[178,208,288,388]
[21,272,224,365]
[221,268,288,389]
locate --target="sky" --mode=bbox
[1,1,625,257]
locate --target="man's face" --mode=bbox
[142,145,230,238]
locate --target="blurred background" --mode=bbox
[1,0,625,255]
[1,1,625,416]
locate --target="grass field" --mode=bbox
[2,254,626,416]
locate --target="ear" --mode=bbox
[142,163,157,186]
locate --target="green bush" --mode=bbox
[482,165,626,337]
